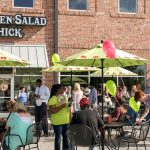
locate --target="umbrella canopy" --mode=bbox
[61,76,87,85]
[59,44,148,118]
[90,67,138,77]
[0,49,30,66]
[42,64,99,88]
[58,43,148,150]
[42,64,99,72]
[59,44,147,67]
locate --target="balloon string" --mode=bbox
[120,77,125,86]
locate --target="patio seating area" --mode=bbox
[38,130,150,150]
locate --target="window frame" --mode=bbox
[13,0,35,8]
[67,0,88,11]
[118,0,138,14]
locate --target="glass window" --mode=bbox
[68,0,87,10]
[14,68,42,99]
[0,78,11,112]
[119,0,137,13]
[13,0,34,8]
[0,68,12,74]
[124,65,145,90]
[16,68,42,75]
[125,65,145,76]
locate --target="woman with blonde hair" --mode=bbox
[72,83,83,112]
[4,101,33,150]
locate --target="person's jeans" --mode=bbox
[36,103,48,135]
[53,124,70,150]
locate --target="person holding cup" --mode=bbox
[48,84,70,150]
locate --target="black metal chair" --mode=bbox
[1,128,24,150]
[69,124,101,150]
[117,120,150,150]
[1,122,42,150]
[25,122,42,150]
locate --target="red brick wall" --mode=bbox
[58,0,150,80]
[0,0,55,88]
[1,0,150,88]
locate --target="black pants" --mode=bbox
[36,103,48,135]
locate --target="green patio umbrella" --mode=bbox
[90,67,138,76]
[58,43,148,150]
[0,49,30,66]
[61,76,87,85]
[90,67,138,86]
[42,64,99,88]
[59,44,147,67]
[58,44,147,117]
[42,64,99,72]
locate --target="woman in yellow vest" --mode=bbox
[48,84,70,150]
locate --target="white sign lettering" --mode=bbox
[0,16,13,24]
[15,14,47,26]
[0,28,23,38]
[0,14,47,38]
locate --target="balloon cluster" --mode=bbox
[103,40,116,58]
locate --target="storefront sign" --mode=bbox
[0,14,47,38]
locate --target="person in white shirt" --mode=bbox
[35,79,50,136]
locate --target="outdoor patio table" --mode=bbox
[104,122,126,150]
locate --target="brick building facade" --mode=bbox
[0,0,55,105]
[0,0,149,103]
[0,0,55,87]
[58,0,150,80]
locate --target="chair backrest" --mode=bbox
[1,129,23,149]
[1,129,10,149]
[69,124,96,147]
[136,120,150,141]
[26,122,42,145]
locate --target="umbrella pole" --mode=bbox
[101,59,105,150]
[117,76,119,86]
[71,71,73,93]
[58,72,60,84]
[101,59,104,120]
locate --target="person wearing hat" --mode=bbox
[71,98,104,149]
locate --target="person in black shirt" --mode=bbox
[71,98,104,138]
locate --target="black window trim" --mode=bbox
[67,0,88,11]
[13,0,35,8]
[118,0,138,14]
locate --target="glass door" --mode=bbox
[0,75,14,112]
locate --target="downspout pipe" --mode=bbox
[54,0,59,83]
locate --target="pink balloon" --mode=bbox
[103,40,116,58]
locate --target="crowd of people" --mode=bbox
[1,80,150,150]
[47,81,150,150]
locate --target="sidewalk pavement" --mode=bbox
[38,135,150,150]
